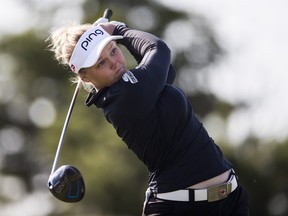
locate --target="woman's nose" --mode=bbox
[110,58,118,69]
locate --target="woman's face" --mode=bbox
[80,41,127,90]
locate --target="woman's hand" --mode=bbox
[99,21,126,35]
[98,22,117,35]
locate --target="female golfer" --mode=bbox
[47,19,249,215]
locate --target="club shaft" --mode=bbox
[50,8,112,175]
[50,81,81,174]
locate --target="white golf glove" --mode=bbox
[93,17,126,27]
[110,20,127,27]
[93,17,109,26]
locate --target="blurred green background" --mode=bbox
[0,0,287,215]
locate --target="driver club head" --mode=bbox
[48,165,85,202]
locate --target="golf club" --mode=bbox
[47,8,114,203]
[47,80,85,202]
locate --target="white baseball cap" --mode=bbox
[69,26,123,73]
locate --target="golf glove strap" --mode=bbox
[110,20,127,27]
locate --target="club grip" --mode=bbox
[103,9,113,20]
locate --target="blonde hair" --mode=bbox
[46,22,94,92]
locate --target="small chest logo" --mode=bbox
[122,71,138,84]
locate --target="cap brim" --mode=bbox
[82,35,123,69]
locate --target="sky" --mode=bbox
[0,0,84,35]
[157,0,288,144]
[1,0,288,145]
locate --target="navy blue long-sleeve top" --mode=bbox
[86,26,232,193]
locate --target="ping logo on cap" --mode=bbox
[81,29,104,51]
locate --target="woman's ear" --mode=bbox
[79,70,90,82]
[81,76,90,83]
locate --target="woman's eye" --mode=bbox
[111,48,117,55]
[97,60,105,67]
